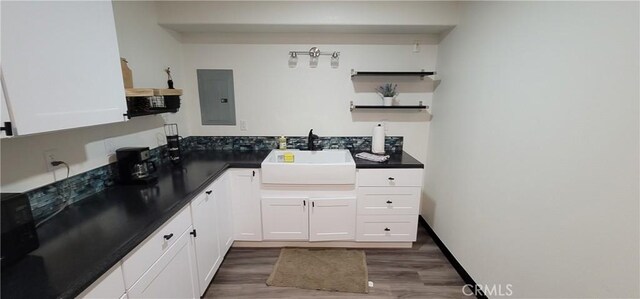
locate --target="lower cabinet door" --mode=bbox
[190,190,222,296]
[214,174,233,254]
[127,228,199,299]
[230,169,262,241]
[261,198,309,240]
[309,198,356,242]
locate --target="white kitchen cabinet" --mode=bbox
[309,198,357,241]
[122,207,192,288]
[357,187,420,215]
[0,75,13,138]
[78,264,126,299]
[230,169,263,241]
[214,173,233,254]
[1,1,126,136]
[190,184,222,296]
[355,169,423,242]
[261,197,309,241]
[127,228,199,299]
[357,168,423,187]
[356,215,418,242]
[261,197,356,242]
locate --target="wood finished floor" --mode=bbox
[204,225,470,298]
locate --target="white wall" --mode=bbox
[426,2,639,298]
[181,41,435,163]
[0,1,186,192]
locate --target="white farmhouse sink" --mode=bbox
[261,149,356,185]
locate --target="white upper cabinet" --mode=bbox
[1,1,126,136]
[1,75,13,138]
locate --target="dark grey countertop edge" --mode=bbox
[356,163,424,169]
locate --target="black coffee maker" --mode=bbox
[116,147,157,184]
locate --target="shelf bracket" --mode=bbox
[350,69,357,76]
[350,101,355,112]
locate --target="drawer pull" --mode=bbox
[384,228,391,232]
[386,200,393,204]
[388,177,395,181]
[163,233,174,240]
[205,190,212,195]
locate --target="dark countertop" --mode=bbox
[353,151,423,168]
[1,150,422,299]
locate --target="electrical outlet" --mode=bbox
[240,120,248,131]
[43,149,59,171]
[104,137,116,158]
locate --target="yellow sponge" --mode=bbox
[283,152,295,163]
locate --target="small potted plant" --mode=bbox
[375,83,398,106]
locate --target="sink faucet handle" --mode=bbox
[308,129,319,151]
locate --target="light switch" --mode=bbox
[240,120,248,131]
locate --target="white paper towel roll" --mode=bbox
[372,123,385,154]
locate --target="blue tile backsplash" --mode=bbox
[183,135,403,153]
[27,144,170,222]
[25,135,403,222]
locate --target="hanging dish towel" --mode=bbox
[355,152,390,163]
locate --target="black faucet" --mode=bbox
[308,129,320,151]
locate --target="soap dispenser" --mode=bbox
[278,136,287,150]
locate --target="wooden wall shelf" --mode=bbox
[125,88,183,97]
[124,88,182,119]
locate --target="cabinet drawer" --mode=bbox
[356,215,418,242]
[122,206,192,288]
[357,169,423,187]
[357,187,420,215]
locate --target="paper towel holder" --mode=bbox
[372,123,386,154]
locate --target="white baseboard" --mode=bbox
[232,240,413,248]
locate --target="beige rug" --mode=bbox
[266,248,369,294]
